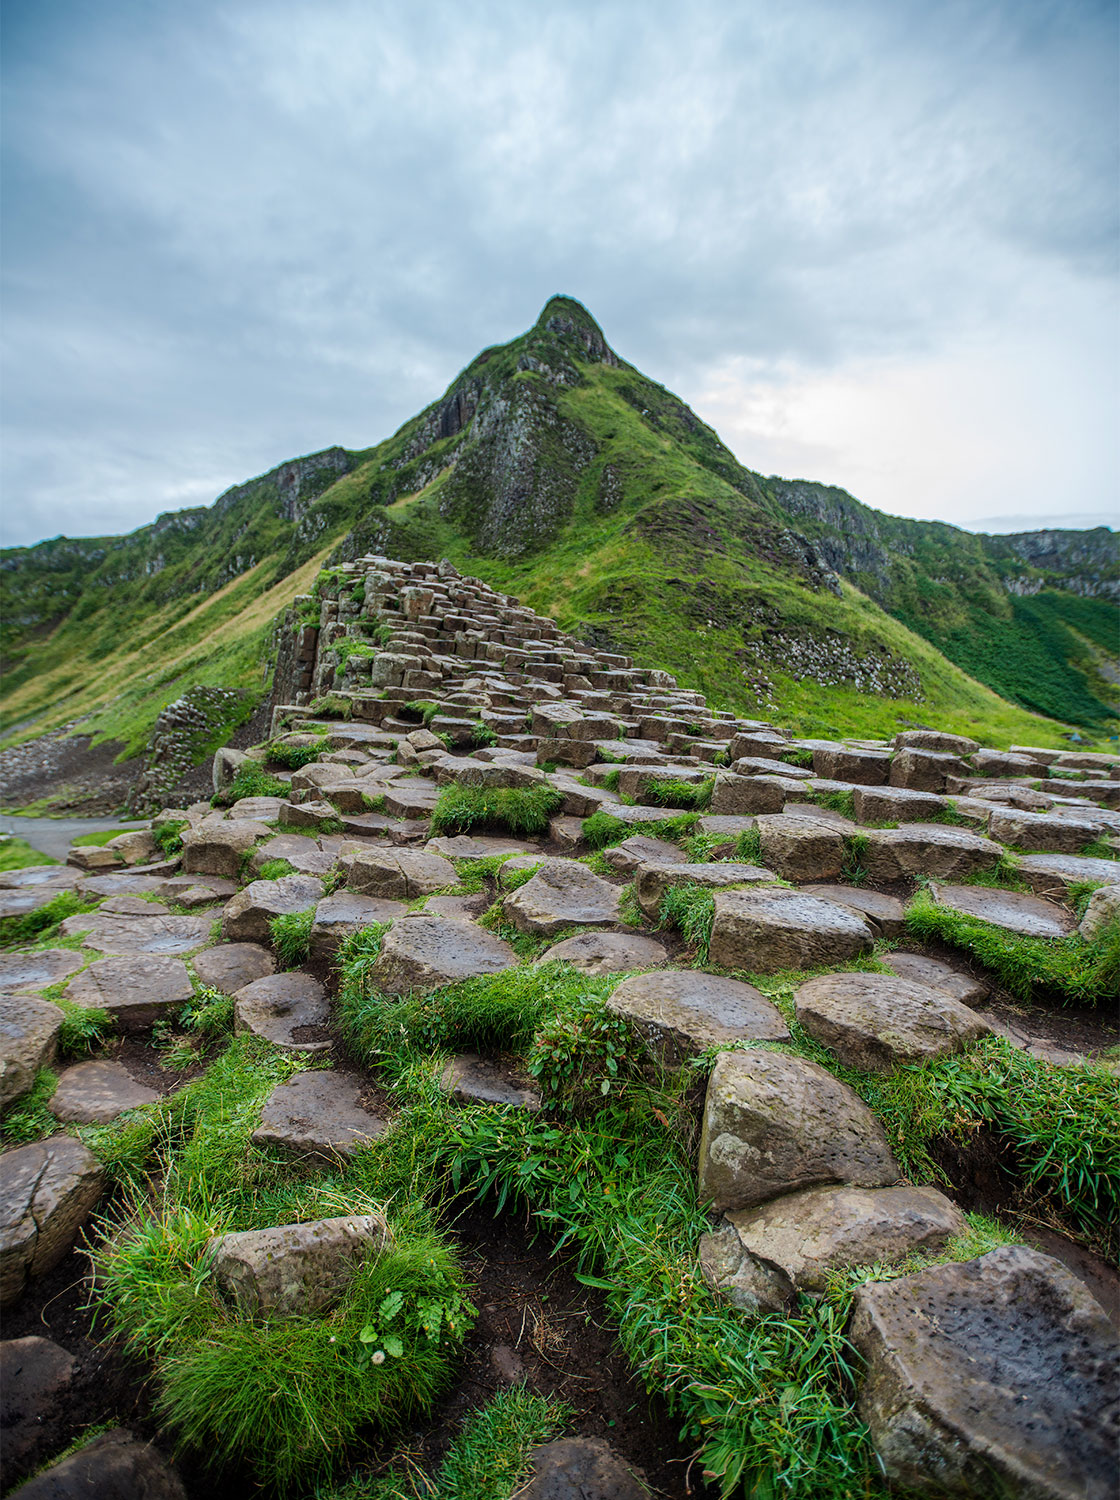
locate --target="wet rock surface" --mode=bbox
[0,996,63,1109]
[371,915,517,994]
[607,969,788,1064]
[0,1137,104,1308]
[233,971,331,1052]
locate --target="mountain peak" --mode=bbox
[532,294,615,365]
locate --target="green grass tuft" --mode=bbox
[269,908,316,968]
[0,890,99,949]
[265,740,323,770]
[658,882,715,963]
[212,764,290,807]
[257,858,296,881]
[430,783,564,839]
[0,836,59,871]
[646,776,714,811]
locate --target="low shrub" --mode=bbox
[153,820,189,858]
[527,993,637,1113]
[56,997,114,1055]
[430,783,564,839]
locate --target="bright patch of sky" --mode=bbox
[2,0,1116,546]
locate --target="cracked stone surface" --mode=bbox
[608,969,788,1064]
[371,915,517,994]
[0,1136,104,1308]
[49,1060,160,1124]
[0,996,63,1110]
[795,971,991,1072]
[63,954,194,1031]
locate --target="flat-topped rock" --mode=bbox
[795,971,991,1072]
[439,1053,541,1110]
[894,729,979,756]
[698,1049,899,1213]
[929,882,1075,938]
[192,942,275,994]
[888,747,967,792]
[248,832,336,877]
[519,1437,650,1500]
[0,1136,104,1307]
[309,892,406,962]
[63,954,194,1030]
[57,910,211,956]
[608,970,788,1064]
[850,1245,1118,1500]
[536,931,670,974]
[708,887,876,974]
[181,818,273,879]
[880,951,989,1007]
[251,1070,385,1159]
[800,884,906,938]
[425,834,540,859]
[1079,884,1120,941]
[98,894,170,915]
[49,1060,159,1123]
[852,786,946,823]
[0,948,83,992]
[341,847,456,900]
[602,834,686,875]
[861,824,1002,882]
[811,745,891,784]
[12,1428,186,1500]
[371,915,517,994]
[504,859,621,935]
[755,813,846,881]
[701,1184,965,1314]
[987,808,1102,854]
[708,770,785,815]
[208,1214,392,1318]
[0,865,80,890]
[221,874,325,945]
[1012,851,1120,899]
[634,861,775,920]
[233,972,331,1052]
[0,996,63,1110]
[0,1336,76,1477]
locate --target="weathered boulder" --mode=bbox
[248,832,336,877]
[192,941,275,994]
[426,834,540,859]
[755,814,846,882]
[0,1336,76,1478]
[181,818,272,879]
[700,1184,965,1313]
[1014,851,1120,898]
[371,915,517,994]
[698,1050,898,1213]
[251,1070,385,1159]
[341,848,456,900]
[708,887,875,973]
[880,951,988,1007]
[894,730,978,756]
[208,1215,393,1317]
[794,971,990,1072]
[607,970,788,1064]
[811,746,891,785]
[0,996,63,1110]
[800,884,906,939]
[929,882,1075,939]
[221,874,325,945]
[0,1137,104,1307]
[0,949,83,992]
[634,861,774,920]
[602,834,686,875]
[63,954,194,1031]
[852,786,946,823]
[57,911,211,956]
[1080,883,1120,940]
[48,1061,159,1124]
[11,1427,186,1500]
[309,892,407,963]
[504,859,621,935]
[709,771,785,815]
[850,1246,1118,1500]
[888,747,966,793]
[439,1054,541,1110]
[861,825,1002,882]
[233,972,331,1052]
[987,808,1102,854]
[519,1438,650,1500]
[536,931,669,974]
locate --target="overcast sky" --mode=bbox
[2,0,1117,549]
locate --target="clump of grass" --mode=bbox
[403,701,441,726]
[413,1387,570,1500]
[647,776,713,811]
[658,882,715,963]
[906,886,1119,1005]
[735,826,763,864]
[153,819,189,858]
[180,985,236,1038]
[0,836,59,872]
[814,789,855,819]
[257,857,296,881]
[783,748,815,768]
[430,783,564,839]
[841,833,869,885]
[0,890,99,949]
[598,767,621,793]
[56,997,114,1055]
[1,1067,59,1142]
[581,811,629,849]
[1081,837,1118,860]
[269,908,316,968]
[70,828,126,848]
[309,694,353,718]
[212,764,289,808]
[528,992,638,1113]
[264,740,322,770]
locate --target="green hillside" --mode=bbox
[1,296,1115,774]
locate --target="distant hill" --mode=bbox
[2,296,1116,792]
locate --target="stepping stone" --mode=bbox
[0,1336,76,1476]
[57,911,211,956]
[708,888,875,974]
[13,1427,186,1500]
[852,786,946,822]
[536,931,670,974]
[309,892,406,962]
[221,874,325,945]
[603,834,686,874]
[280,798,342,831]
[607,970,788,1064]
[439,1054,541,1110]
[698,1050,899,1214]
[233,972,331,1052]
[208,1214,392,1317]
[192,941,276,993]
[249,832,336,877]
[172,885,225,908]
[929,882,1075,938]
[861,825,1002,882]
[74,872,176,898]
[421,893,489,919]
[880,951,989,1007]
[0,885,77,921]
[520,1438,650,1500]
[634,861,775,920]
[697,815,761,839]
[785,800,857,832]
[800,885,906,938]
[181,818,274,879]
[0,866,80,890]
[708,771,785,815]
[0,949,83,992]
[1080,884,1120,941]
[811,746,891,784]
[383,783,440,818]
[755,814,846,881]
[850,1246,1118,1500]
[371,915,517,994]
[503,859,621,935]
[700,1184,965,1313]
[99,894,169,915]
[341,848,456,900]
[49,1060,159,1123]
[888,748,967,792]
[64,954,194,1031]
[1014,851,1120,898]
[0,1137,104,1308]
[795,971,991,1073]
[251,1070,385,1159]
[227,795,288,822]
[0,996,63,1110]
[987,808,1103,854]
[426,834,540,859]
[894,730,978,756]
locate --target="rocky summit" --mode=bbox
[0,303,1118,1497]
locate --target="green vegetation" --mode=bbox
[154,818,189,858]
[257,857,296,881]
[0,835,56,871]
[646,775,714,811]
[265,740,323,770]
[429,783,564,839]
[212,764,289,806]
[657,882,715,962]
[0,889,98,949]
[70,828,126,848]
[269,908,316,968]
[56,997,114,1055]
[906,887,1120,1005]
[180,985,236,1039]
